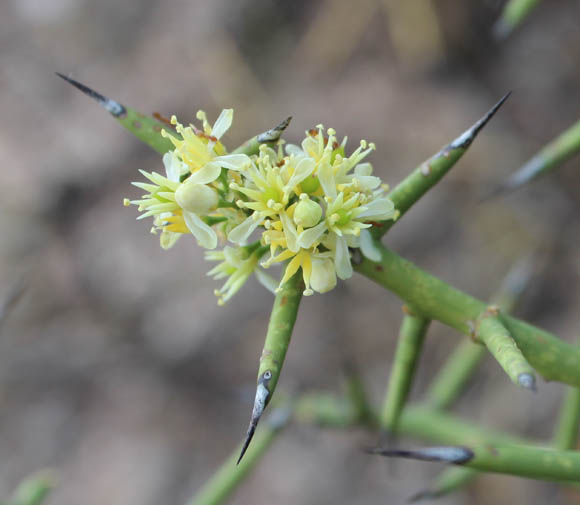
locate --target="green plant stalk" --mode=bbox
[409,467,478,502]
[424,341,486,411]
[237,271,303,464]
[187,409,290,505]
[354,244,580,387]
[10,473,55,505]
[372,443,580,482]
[424,256,533,410]
[257,271,303,394]
[460,444,580,482]
[554,385,580,451]
[380,310,430,431]
[476,313,536,390]
[56,74,291,157]
[343,367,374,423]
[294,392,359,428]
[295,392,527,446]
[494,0,541,39]
[398,405,524,446]
[504,118,580,190]
[55,73,177,154]
[373,93,510,240]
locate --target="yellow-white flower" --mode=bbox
[206,246,275,304]
[127,109,252,249]
[228,146,315,244]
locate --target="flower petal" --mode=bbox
[183,211,217,249]
[187,162,222,185]
[214,154,253,171]
[354,162,373,176]
[334,236,353,280]
[280,212,299,253]
[298,221,327,249]
[285,144,305,157]
[255,268,278,294]
[359,229,381,262]
[357,198,396,220]
[287,157,315,189]
[211,109,234,139]
[228,215,261,244]
[163,152,187,182]
[318,162,337,199]
[160,230,181,250]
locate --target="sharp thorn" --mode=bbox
[257,116,292,143]
[237,419,258,465]
[237,374,271,465]
[365,446,474,464]
[446,91,511,151]
[55,72,126,118]
[518,372,537,392]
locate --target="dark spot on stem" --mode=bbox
[133,120,142,129]
[376,265,384,272]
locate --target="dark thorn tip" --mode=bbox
[446,91,512,151]
[55,72,126,117]
[237,421,257,465]
[256,116,293,143]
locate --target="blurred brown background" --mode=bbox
[2,0,580,504]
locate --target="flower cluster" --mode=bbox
[126,110,397,303]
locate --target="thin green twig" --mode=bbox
[501,118,580,191]
[187,407,291,505]
[493,0,541,39]
[373,93,510,240]
[379,308,430,431]
[475,309,536,390]
[354,244,580,388]
[237,271,303,464]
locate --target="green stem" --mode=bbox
[187,408,290,505]
[424,340,486,411]
[354,244,580,387]
[424,256,533,410]
[343,367,374,424]
[294,392,359,428]
[373,93,510,240]
[476,310,536,390]
[373,443,580,482]
[258,271,303,395]
[398,405,524,446]
[55,73,177,154]
[494,0,541,39]
[409,467,478,502]
[553,385,580,451]
[10,472,56,505]
[380,309,430,431]
[504,118,580,190]
[461,444,580,482]
[237,271,303,464]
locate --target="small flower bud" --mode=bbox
[175,181,218,214]
[294,197,322,228]
[310,258,337,293]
